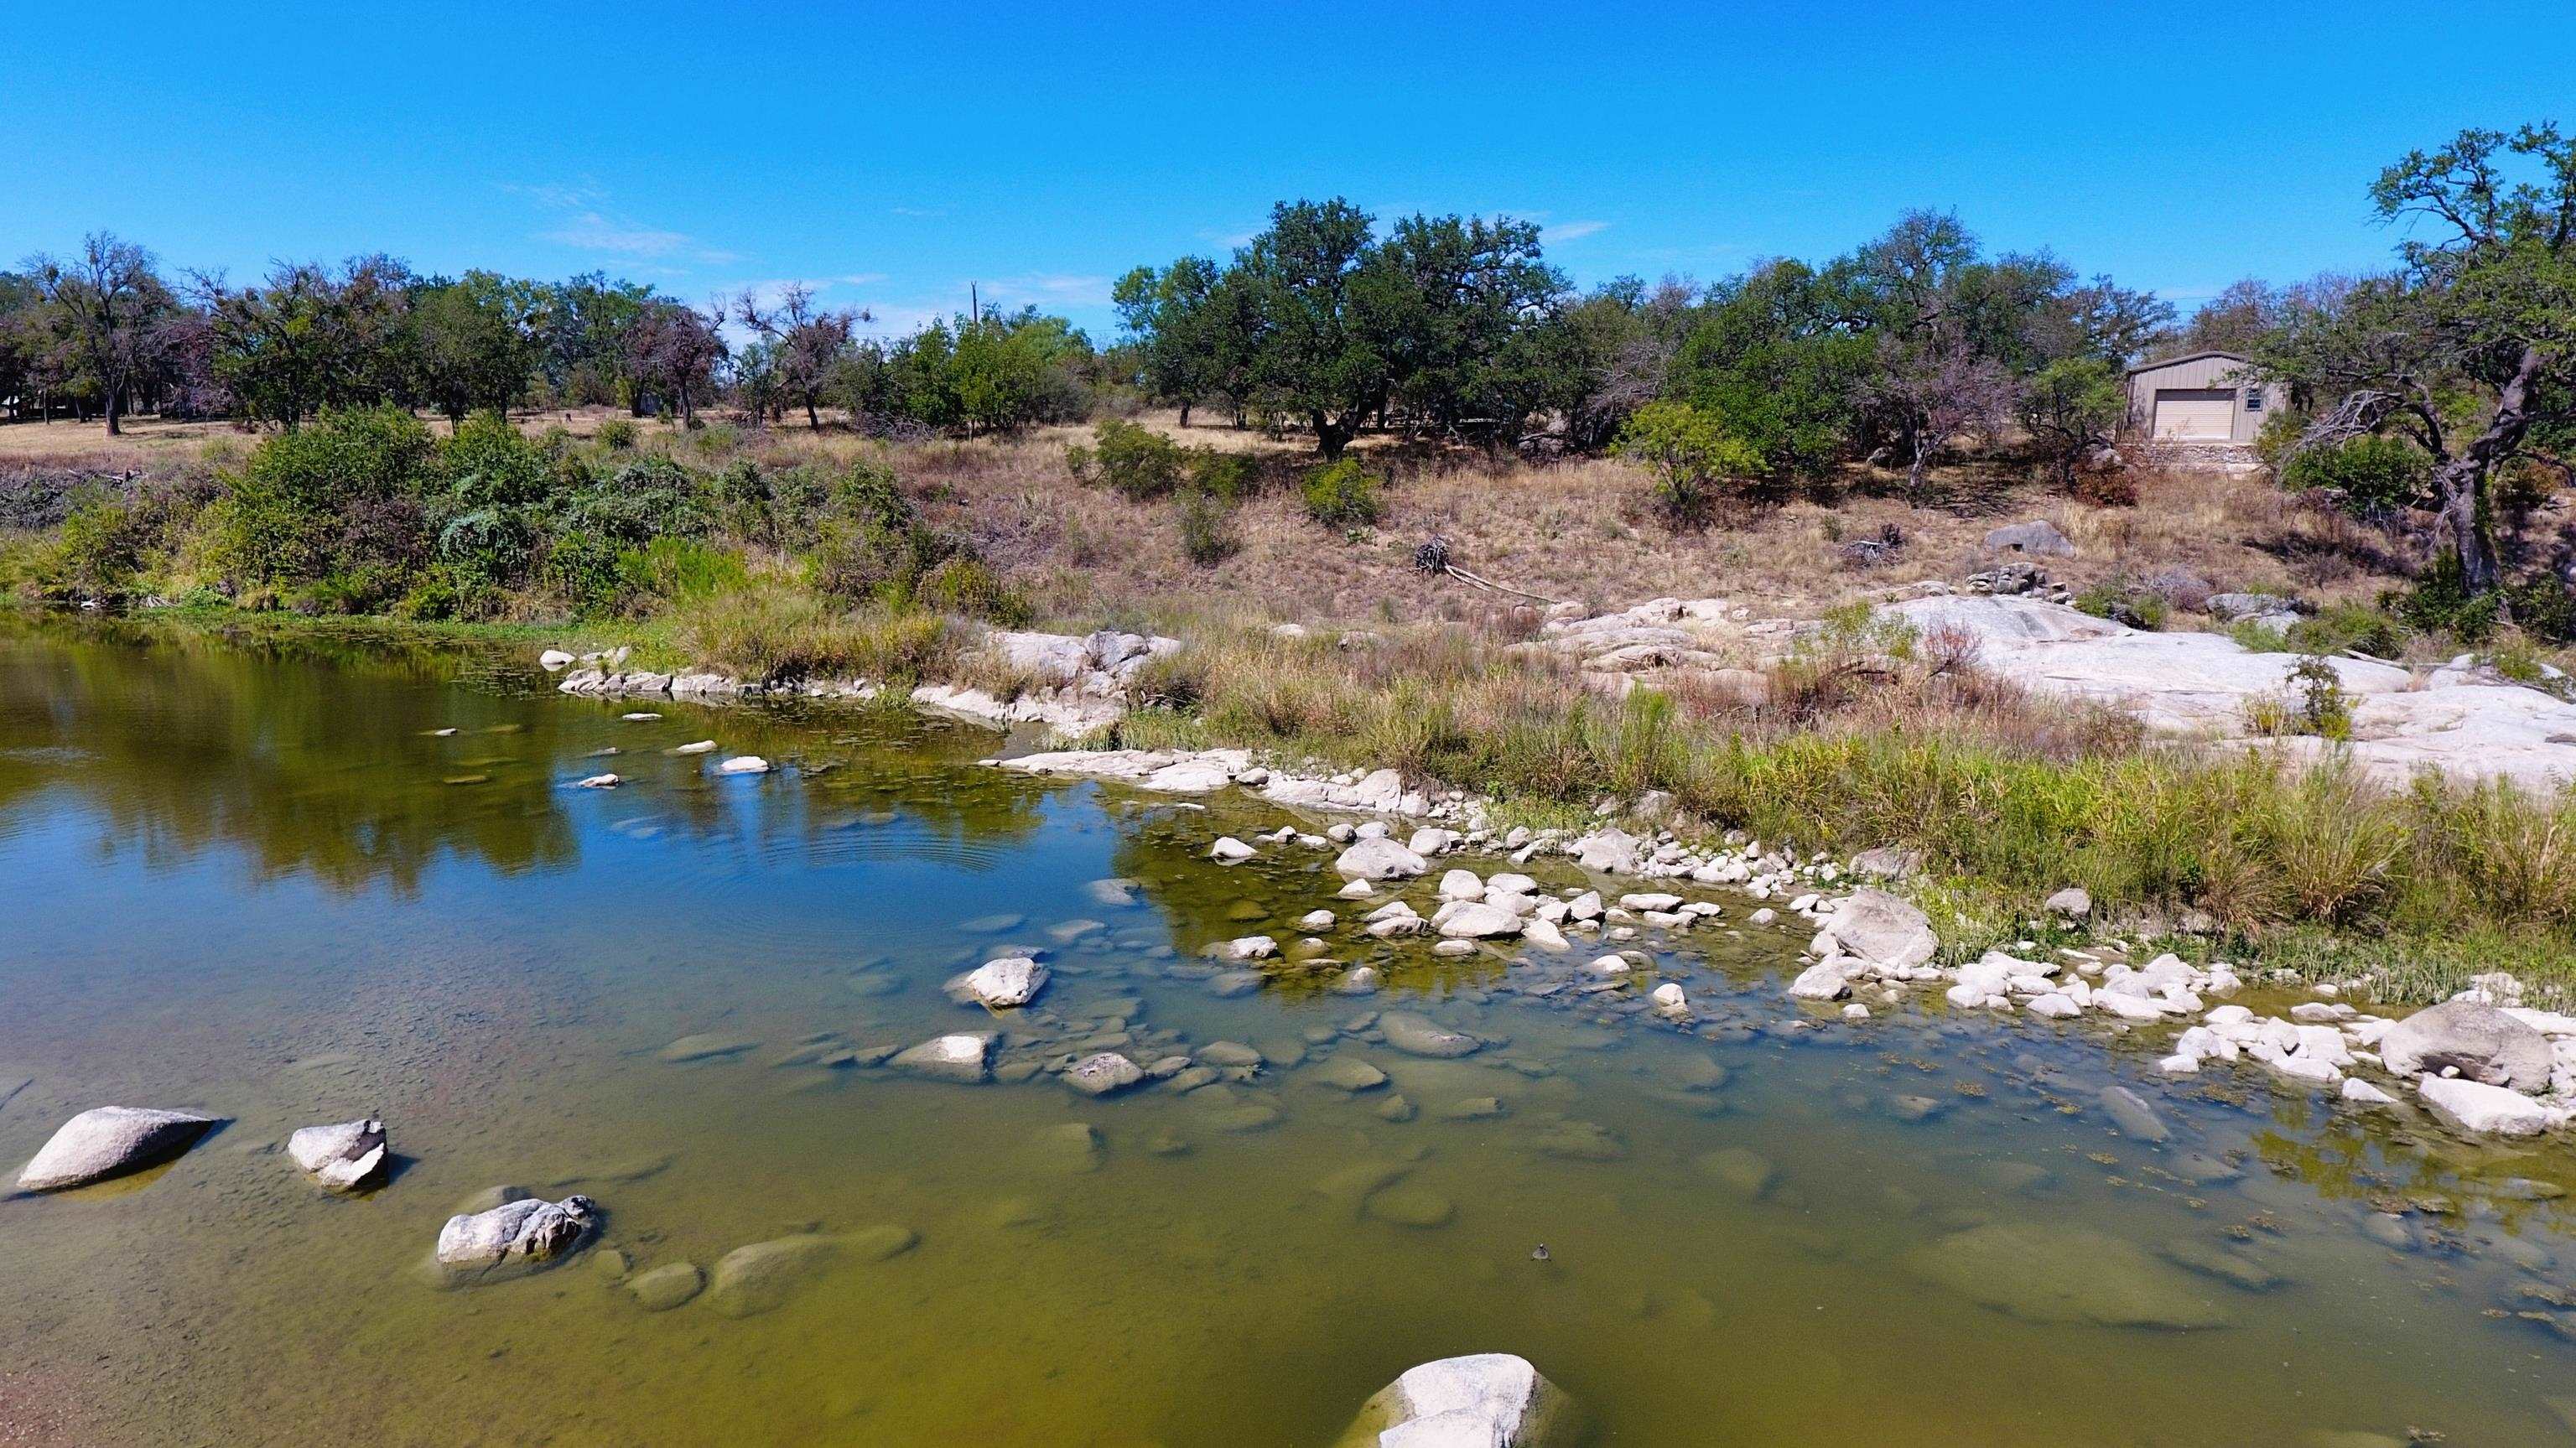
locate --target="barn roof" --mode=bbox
[2127,349,2252,377]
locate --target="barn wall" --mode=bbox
[2125,354,2288,444]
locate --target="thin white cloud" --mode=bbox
[890,205,947,219]
[979,273,1114,309]
[1542,219,1611,244]
[510,181,739,266]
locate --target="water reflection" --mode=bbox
[0,616,1062,896]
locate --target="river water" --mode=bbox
[2,615,2573,1446]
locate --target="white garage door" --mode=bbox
[2153,388,2236,441]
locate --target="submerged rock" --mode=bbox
[1378,1012,1483,1059]
[659,1033,759,1063]
[1364,1185,1457,1228]
[1065,1052,1145,1098]
[2099,1086,2171,1144]
[1308,1056,1389,1093]
[707,1235,839,1318]
[434,1195,599,1280]
[1695,1147,1777,1200]
[891,1033,995,1083]
[1905,1222,2230,1329]
[17,1106,221,1192]
[1332,1353,1580,1448]
[286,1118,388,1191]
[626,1261,705,1311]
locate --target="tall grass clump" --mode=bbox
[673,583,959,687]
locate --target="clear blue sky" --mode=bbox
[8,0,2572,340]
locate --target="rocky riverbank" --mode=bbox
[979,742,2576,1149]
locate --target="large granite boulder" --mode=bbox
[1983,519,2075,557]
[1332,1353,1580,1447]
[2377,999,2553,1092]
[287,1118,388,1192]
[1817,890,1938,971]
[16,1106,221,1192]
[1336,838,1430,881]
[434,1195,598,1281]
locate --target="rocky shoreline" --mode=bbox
[549,625,1182,739]
[980,742,2576,1147]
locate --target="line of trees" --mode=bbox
[0,244,1104,439]
[1116,200,2174,482]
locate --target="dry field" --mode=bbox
[1,406,2414,636]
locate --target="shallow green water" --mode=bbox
[3,615,2576,1446]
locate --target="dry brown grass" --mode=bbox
[3,404,2416,631]
[856,414,2412,632]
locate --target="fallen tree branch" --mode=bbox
[1410,534,1571,607]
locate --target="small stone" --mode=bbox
[1065,1053,1145,1098]
[1209,836,1256,863]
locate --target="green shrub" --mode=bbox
[2386,550,2501,644]
[1177,490,1237,566]
[439,411,551,511]
[215,405,436,586]
[47,495,148,599]
[1067,418,1189,501]
[1612,401,1765,527]
[2276,602,2410,659]
[1187,451,1259,501]
[595,418,639,450]
[674,584,960,686]
[543,532,630,617]
[2281,435,2431,516]
[2506,578,2576,645]
[918,553,1032,626]
[1301,459,1386,529]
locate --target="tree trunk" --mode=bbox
[804,395,821,430]
[2440,345,2544,598]
[1313,411,1348,460]
[1906,430,1930,493]
[1177,401,1192,428]
[2434,458,2503,595]
[104,389,122,436]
